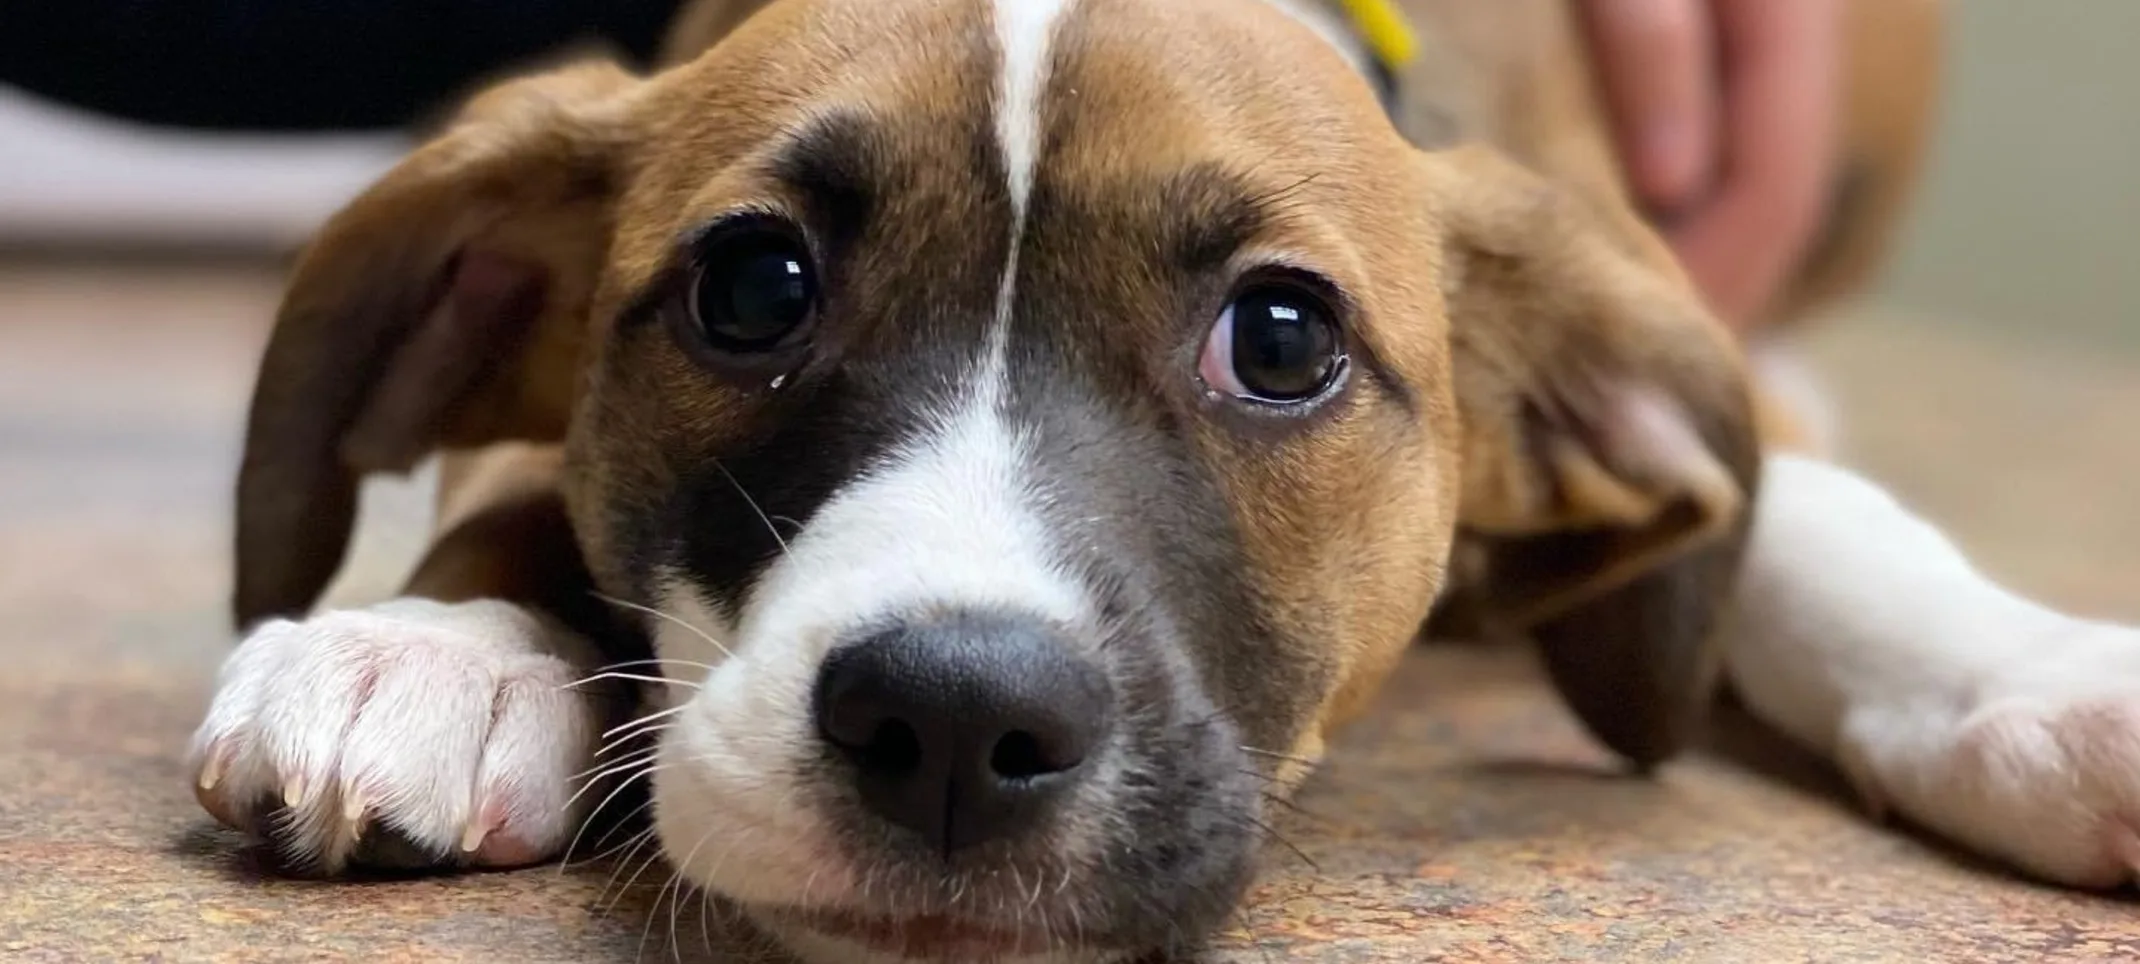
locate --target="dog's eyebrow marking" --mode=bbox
[768,113,882,247]
[611,116,886,334]
[984,0,1077,403]
[1158,166,1316,271]
[1145,165,1424,414]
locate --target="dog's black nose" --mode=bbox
[813,612,1112,854]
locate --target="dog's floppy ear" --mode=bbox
[234,61,640,629]
[1422,146,1762,768]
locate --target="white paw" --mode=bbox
[188,598,618,873]
[1844,624,2140,888]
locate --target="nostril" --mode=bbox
[819,687,926,778]
[989,729,1080,780]
[859,718,923,775]
[990,730,1045,780]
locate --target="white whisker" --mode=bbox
[561,798,659,871]
[566,757,667,812]
[710,457,791,557]
[568,671,690,690]
[597,723,674,762]
[605,705,687,740]
[593,655,727,676]
[668,869,694,964]
[643,832,697,964]
[641,827,712,963]
[595,826,664,915]
[573,745,658,784]
[593,592,739,662]
[698,888,715,959]
[604,831,678,920]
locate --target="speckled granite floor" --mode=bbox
[4,263,2138,962]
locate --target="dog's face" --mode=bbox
[232,0,1757,960]
[587,3,1461,956]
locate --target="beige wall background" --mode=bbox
[1874,0,2140,349]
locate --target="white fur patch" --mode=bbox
[983,0,1077,399]
[187,598,612,871]
[644,573,737,708]
[1727,454,2140,887]
[992,0,1075,224]
[651,396,1093,907]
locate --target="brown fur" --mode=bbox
[232,0,1937,794]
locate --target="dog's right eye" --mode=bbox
[1198,277,1348,406]
[687,223,819,355]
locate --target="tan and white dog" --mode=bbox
[190,1,2140,961]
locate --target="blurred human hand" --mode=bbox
[1578,0,1841,330]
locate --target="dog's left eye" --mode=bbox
[687,224,819,354]
[1199,280,1347,405]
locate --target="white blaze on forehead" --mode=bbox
[992,0,1076,220]
[984,0,1078,397]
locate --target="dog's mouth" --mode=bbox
[767,904,1095,961]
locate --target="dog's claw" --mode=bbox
[461,797,505,855]
[282,776,309,809]
[341,787,367,825]
[196,745,226,791]
[460,820,494,855]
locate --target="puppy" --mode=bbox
[192,1,2140,962]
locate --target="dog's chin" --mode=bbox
[754,906,1136,964]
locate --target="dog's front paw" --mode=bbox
[1844,624,2140,887]
[189,598,614,874]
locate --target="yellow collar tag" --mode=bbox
[1335,0,1419,71]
